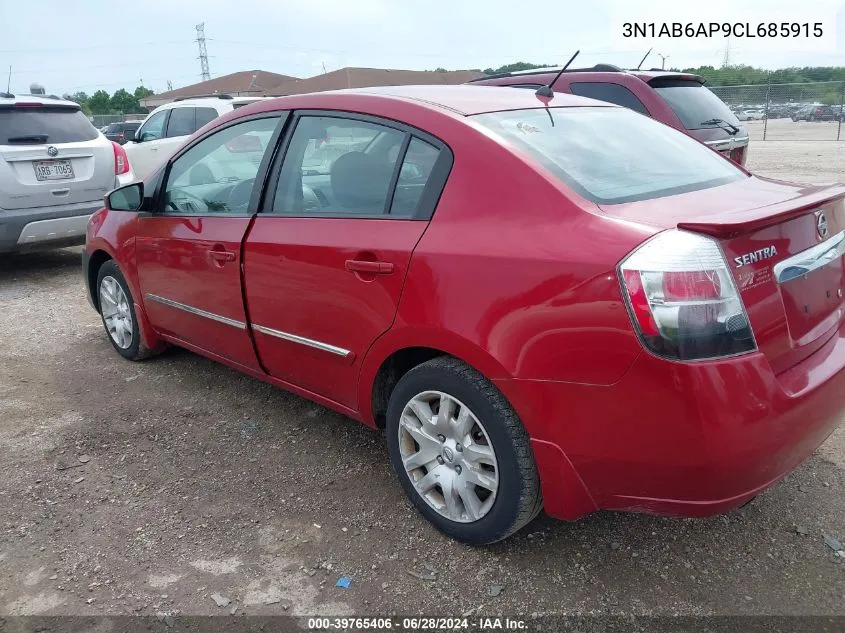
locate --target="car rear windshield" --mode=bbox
[472,107,746,204]
[650,79,741,131]
[106,123,123,133]
[0,106,99,144]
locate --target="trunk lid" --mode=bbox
[602,177,845,373]
[0,138,115,210]
[0,104,114,210]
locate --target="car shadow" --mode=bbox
[0,247,82,281]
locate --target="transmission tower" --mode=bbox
[721,37,731,68]
[196,23,211,81]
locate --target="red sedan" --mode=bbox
[84,85,845,544]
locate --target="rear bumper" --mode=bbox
[0,200,102,253]
[497,320,845,520]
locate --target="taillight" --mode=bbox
[111,141,130,175]
[618,230,756,361]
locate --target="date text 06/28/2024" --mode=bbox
[622,22,823,38]
[307,617,528,630]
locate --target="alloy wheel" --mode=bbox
[99,276,133,350]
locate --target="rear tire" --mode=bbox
[96,260,156,361]
[386,357,542,545]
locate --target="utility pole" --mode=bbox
[721,37,731,68]
[6,65,10,93]
[196,23,211,81]
[657,53,670,70]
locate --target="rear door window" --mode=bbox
[165,107,196,138]
[195,107,218,130]
[0,107,98,144]
[569,82,650,115]
[651,80,742,131]
[272,115,405,216]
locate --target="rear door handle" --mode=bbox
[208,250,236,263]
[345,259,394,275]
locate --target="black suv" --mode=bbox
[104,121,142,145]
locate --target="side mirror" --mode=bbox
[124,128,136,142]
[106,182,143,211]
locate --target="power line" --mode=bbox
[196,23,211,82]
[0,40,190,54]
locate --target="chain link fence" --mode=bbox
[90,113,148,128]
[709,81,845,141]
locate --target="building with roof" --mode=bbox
[140,70,298,109]
[263,67,484,96]
[140,67,485,109]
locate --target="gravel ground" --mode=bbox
[1,141,844,619]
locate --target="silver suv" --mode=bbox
[0,93,135,253]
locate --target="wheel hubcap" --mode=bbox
[398,391,499,523]
[99,276,133,350]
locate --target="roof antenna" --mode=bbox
[636,47,653,70]
[535,50,580,98]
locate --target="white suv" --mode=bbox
[0,93,135,253]
[123,95,265,180]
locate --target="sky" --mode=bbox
[1,0,844,96]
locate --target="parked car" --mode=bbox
[123,95,265,180]
[793,105,839,122]
[0,93,135,253]
[470,66,749,165]
[104,120,143,145]
[84,85,845,544]
[735,109,765,121]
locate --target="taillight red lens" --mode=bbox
[662,271,721,301]
[622,270,659,336]
[111,141,130,175]
[619,230,756,361]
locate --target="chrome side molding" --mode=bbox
[252,324,352,358]
[144,293,351,357]
[145,294,247,329]
[773,230,845,284]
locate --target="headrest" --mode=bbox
[330,151,391,211]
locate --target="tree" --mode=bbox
[66,91,90,114]
[87,90,112,115]
[482,62,552,75]
[109,88,138,114]
[134,85,154,101]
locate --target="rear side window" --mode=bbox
[651,80,741,131]
[473,107,746,204]
[195,107,218,129]
[0,107,98,144]
[390,138,440,216]
[166,107,196,138]
[569,82,649,116]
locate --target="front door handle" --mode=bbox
[345,259,394,275]
[208,249,236,263]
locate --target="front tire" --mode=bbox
[96,260,154,361]
[386,357,542,545]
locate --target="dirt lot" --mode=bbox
[744,120,845,184]
[1,140,844,620]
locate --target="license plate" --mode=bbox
[33,159,74,181]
